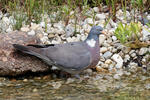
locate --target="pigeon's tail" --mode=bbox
[13,44,44,57]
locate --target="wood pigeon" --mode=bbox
[13,26,105,77]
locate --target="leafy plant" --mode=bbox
[115,22,150,48]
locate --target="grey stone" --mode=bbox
[103,51,113,59]
[65,24,75,37]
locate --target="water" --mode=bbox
[0,70,150,100]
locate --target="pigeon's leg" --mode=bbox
[74,74,80,79]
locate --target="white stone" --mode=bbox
[147,15,150,20]
[131,53,136,58]
[113,74,121,80]
[84,18,93,25]
[99,35,106,44]
[124,54,130,62]
[139,47,148,55]
[40,21,45,28]
[82,24,92,32]
[30,23,39,30]
[105,59,113,64]
[0,11,3,19]
[129,50,136,54]
[111,54,123,69]
[109,19,117,28]
[28,30,35,36]
[66,78,75,84]
[145,84,150,89]
[51,66,59,70]
[2,17,10,25]
[40,36,48,43]
[51,81,62,89]
[96,13,106,20]
[103,51,113,59]
[80,34,87,41]
[142,28,150,41]
[21,27,30,32]
[93,7,99,13]
[100,47,108,53]
[112,36,117,41]
[65,24,75,37]
[66,37,74,42]
[6,26,13,33]
[53,21,65,30]
[112,48,117,53]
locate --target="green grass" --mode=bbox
[0,0,149,30]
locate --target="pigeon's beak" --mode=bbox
[101,31,107,36]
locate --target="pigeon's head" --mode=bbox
[90,26,104,36]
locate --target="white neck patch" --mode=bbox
[86,39,96,48]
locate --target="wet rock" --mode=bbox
[51,81,62,89]
[66,78,75,84]
[113,74,121,80]
[0,31,49,76]
[145,83,150,89]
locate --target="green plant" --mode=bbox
[114,22,150,48]
[121,0,127,20]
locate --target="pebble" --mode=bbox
[51,81,62,89]
[84,18,93,25]
[100,47,108,53]
[147,15,150,20]
[142,28,150,41]
[124,54,130,62]
[27,30,35,36]
[66,78,75,84]
[130,53,136,58]
[112,36,117,41]
[145,84,150,89]
[33,88,38,92]
[21,27,30,32]
[93,7,99,13]
[96,13,106,20]
[105,59,113,64]
[40,21,45,28]
[65,24,75,37]
[103,51,113,59]
[139,47,148,55]
[99,35,106,45]
[113,74,121,80]
[111,54,123,69]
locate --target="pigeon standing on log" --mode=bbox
[13,26,105,77]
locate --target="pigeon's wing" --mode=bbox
[43,42,91,71]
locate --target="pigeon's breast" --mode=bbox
[87,40,100,68]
